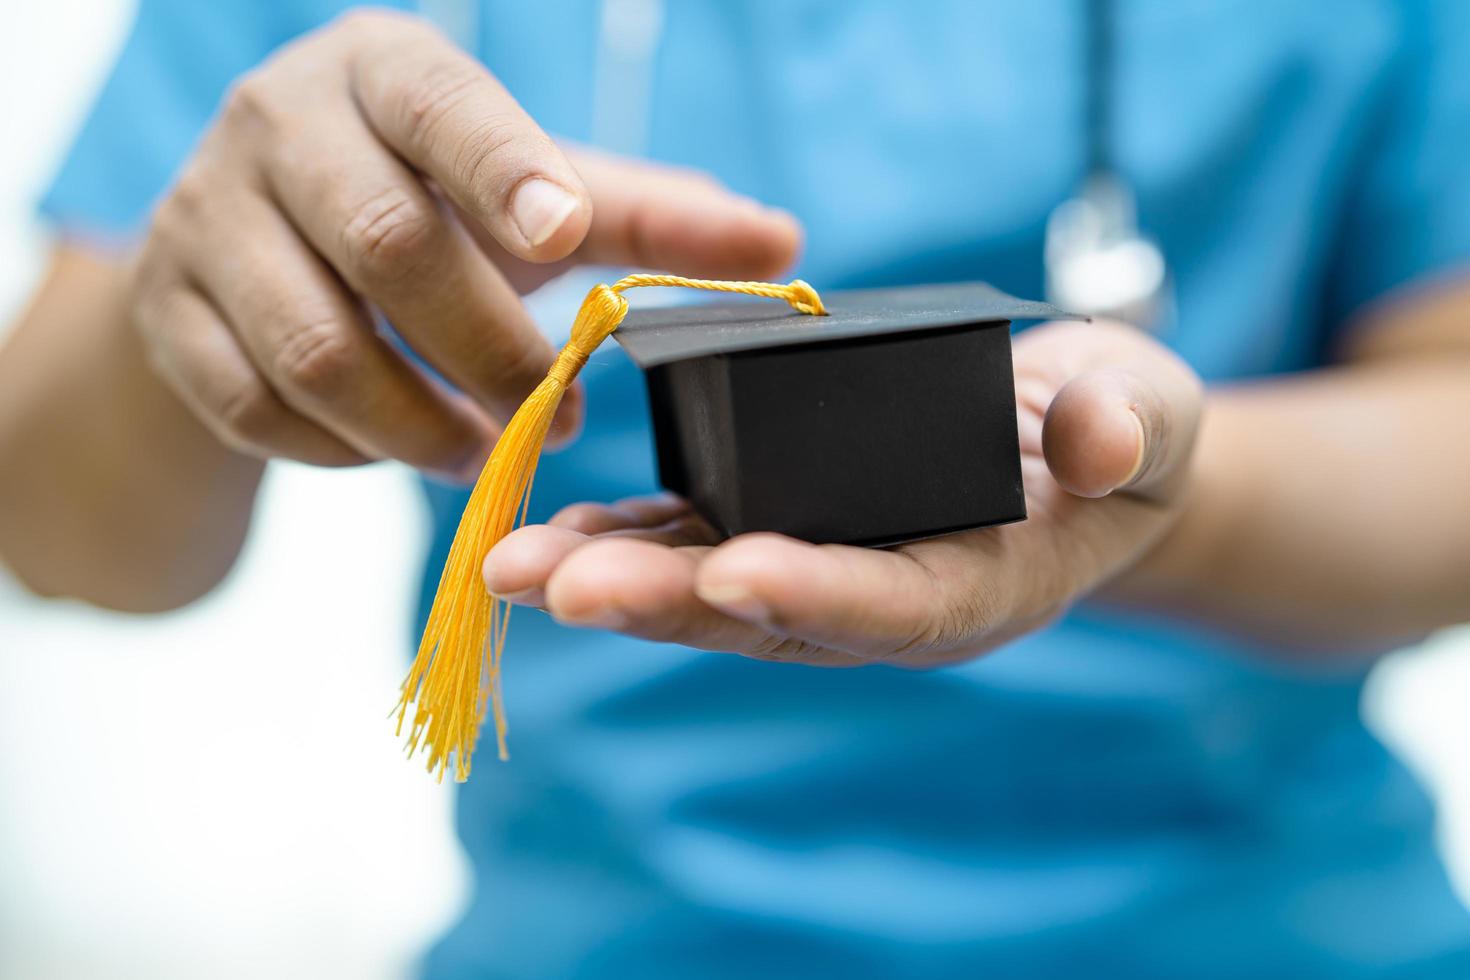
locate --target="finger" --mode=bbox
[599,512,722,547]
[548,492,693,534]
[485,507,717,603]
[541,537,865,666]
[468,151,804,293]
[134,281,368,466]
[345,13,591,261]
[692,533,963,661]
[1042,369,1151,497]
[260,111,570,433]
[1035,322,1201,500]
[1009,319,1205,601]
[181,185,497,478]
[482,524,587,606]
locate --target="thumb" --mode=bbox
[1039,325,1201,502]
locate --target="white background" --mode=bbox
[1,3,1467,977]
[0,3,467,978]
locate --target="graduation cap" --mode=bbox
[617,282,1066,547]
[395,275,1069,782]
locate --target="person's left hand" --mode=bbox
[482,319,1203,667]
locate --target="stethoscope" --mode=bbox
[1043,0,1171,327]
[426,0,1170,328]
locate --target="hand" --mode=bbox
[129,10,799,481]
[483,319,1203,667]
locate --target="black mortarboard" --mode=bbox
[615,282,1070,546]
[403,277,1071,779]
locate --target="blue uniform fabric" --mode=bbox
[41,1,1470,976]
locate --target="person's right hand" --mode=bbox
[130,10,800,481]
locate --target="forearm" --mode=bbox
[0,247,264,611]
[1105,354,1470,653]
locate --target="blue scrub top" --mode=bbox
[43,2,1470,976]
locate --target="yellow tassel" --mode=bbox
[395,274,826,781]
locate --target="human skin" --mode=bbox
[484,289,1470,664]
[0,10,801,610]
[2,11,1469,660]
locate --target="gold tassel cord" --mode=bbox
[395,274,827,782]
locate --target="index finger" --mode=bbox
[345,13,591,261]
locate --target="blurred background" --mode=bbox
[0,3,468,978]
[2,3,1468,978]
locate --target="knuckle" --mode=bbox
[148,184,210,259]
[891,562,998,660]
[853,602,951,663]
[491,335,552,390]
[453,115,542,208]
[745,634,827,663]
[399,63,485,148]
[272,318,359,400]
[333,6,416,41]
[215,380,285,450]
[128,241,171,311]
[466,340,553,418]
[220,72,279,130]
[332,7,384,37]
[166,169,212,220]
[133,278,186,337]
[934,579,1001,648]
[129,283,186,372]
[439,435,491,479]
[339,187,440,283]
[889,618,959,662]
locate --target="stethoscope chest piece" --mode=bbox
[1045,174,1170,328]
[1045,0,1171,329]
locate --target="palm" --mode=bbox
[485,319,1200,668]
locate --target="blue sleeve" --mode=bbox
[1328,0,1470,322]
[38,0,384,242]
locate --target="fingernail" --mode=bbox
[553,605,627,630]
[1120,410,1148,488]
[510,178,579,248]
[492,587,545,607]
[480,548,524,597]
[696,583,771,623]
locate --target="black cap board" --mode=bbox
[613,281,1069,367]
[614,282,1074,547]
